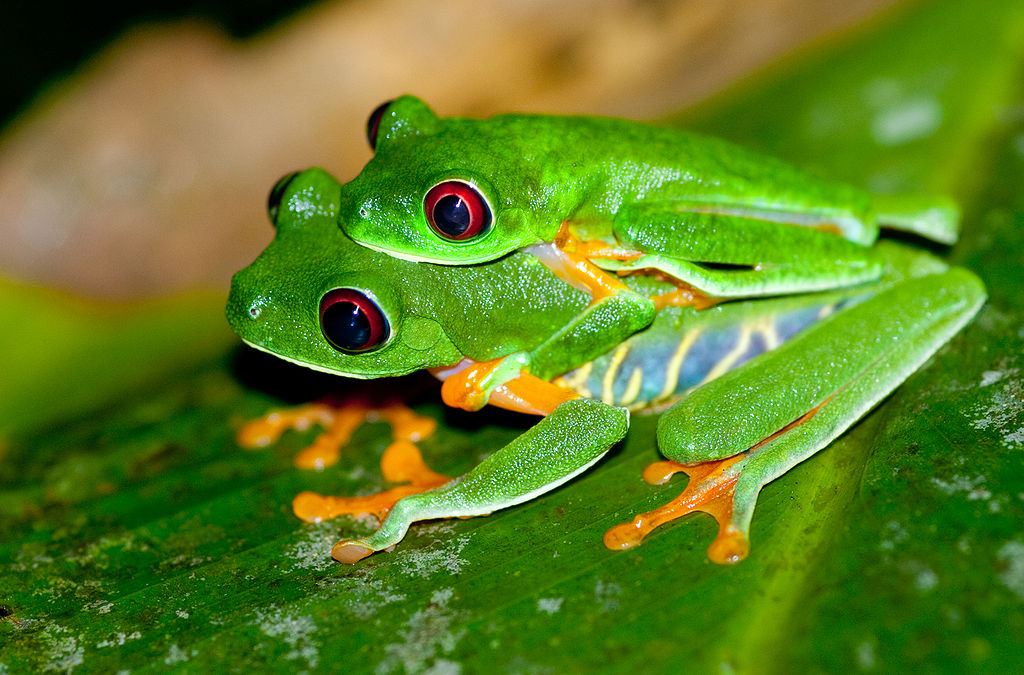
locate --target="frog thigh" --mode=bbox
[655,266,985,534]
[608,206,883,297]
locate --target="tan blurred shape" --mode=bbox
[0,0,898,297]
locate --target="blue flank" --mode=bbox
[562,296,860,409]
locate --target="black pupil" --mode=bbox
[434,194,471,236]
[322,301,371,350]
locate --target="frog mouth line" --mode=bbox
[240,339,375,380]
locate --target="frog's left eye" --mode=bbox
[366,99,393,151]
[319,289,390,353]
[424,181,492,241]
[267,171,298,225]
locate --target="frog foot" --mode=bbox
[237,401,436,470]
[294,439,452,562]
[604,453,750,564]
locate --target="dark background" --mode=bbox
[2,0,316,126]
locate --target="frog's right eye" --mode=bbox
[366,100,394,151]
[319,288,390,353]
[424,180,492,241]
[267,172,299,225]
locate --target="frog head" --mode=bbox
[227,167,583,379]
[337,96,545,265]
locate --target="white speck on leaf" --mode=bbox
[931,474,985,495]
[537,598,563,614]
[997,541,1024,601]
[595,579,621,612]
[41,626,84,673]
[855,640,877,670]
[164,643,190,666]
[879,520,908,552]
[900,560,939,593]
[96,631,141,648]
[254,606,320,669]
[980,370,1007,387]
[375,588,466,675]
[286,520,345,572]
[871,97,942,146]
[971,364,1024,448]
[398,535,473,579]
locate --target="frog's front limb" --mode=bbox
[333,395,629,563]
[608,266,985,563]
[605,206,887,298]
[522,234,657,380]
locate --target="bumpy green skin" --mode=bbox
[227,169,588,378]
[228,167,985,563]
[340,96,959,284]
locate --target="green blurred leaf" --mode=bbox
[0,278,233,436]
[3,1,1024,672]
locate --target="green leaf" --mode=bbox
[3,1,1024,672]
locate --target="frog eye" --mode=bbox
[424,181,492,241]
[319,289,390,353]
[366,99,393,151]
[267,171,299,225]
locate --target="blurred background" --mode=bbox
[0,0,901,298]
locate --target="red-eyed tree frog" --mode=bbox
[336,96,965,406]
[227,167,984,565]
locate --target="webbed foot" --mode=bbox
[604,454,750,564]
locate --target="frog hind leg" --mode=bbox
[607,266,985,563]
[334,396,629,563]
[607,206,886,299]
[872,193,960,245]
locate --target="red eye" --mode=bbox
[319,289,390,353]
[366,99,393,150]
[424,181,492,241]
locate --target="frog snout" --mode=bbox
[225,274,267,330]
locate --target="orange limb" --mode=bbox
[604,454,750,564]
[434,358,580,416]
[237,403,340,449]
[529,223,636,305]
[651,284,723,311]
[237,401,438,471]
[489,371,580,416]
[436,357,506,412]
[293,440,450,522]
[605,395,836,563]
[813,222,843,236]
[555,222,644,262]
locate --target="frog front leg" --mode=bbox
[607,265,985,562]
[431,248,657,410]
[333,375,629,563]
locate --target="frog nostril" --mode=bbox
[249,305,261,319]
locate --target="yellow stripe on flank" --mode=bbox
[659,329,702,401]
[556,361,594,399]
[699,324,753,385]
[817,302,837,319]
[602,343,632,404]
[618,367,644,407]
[756,317,781,351]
